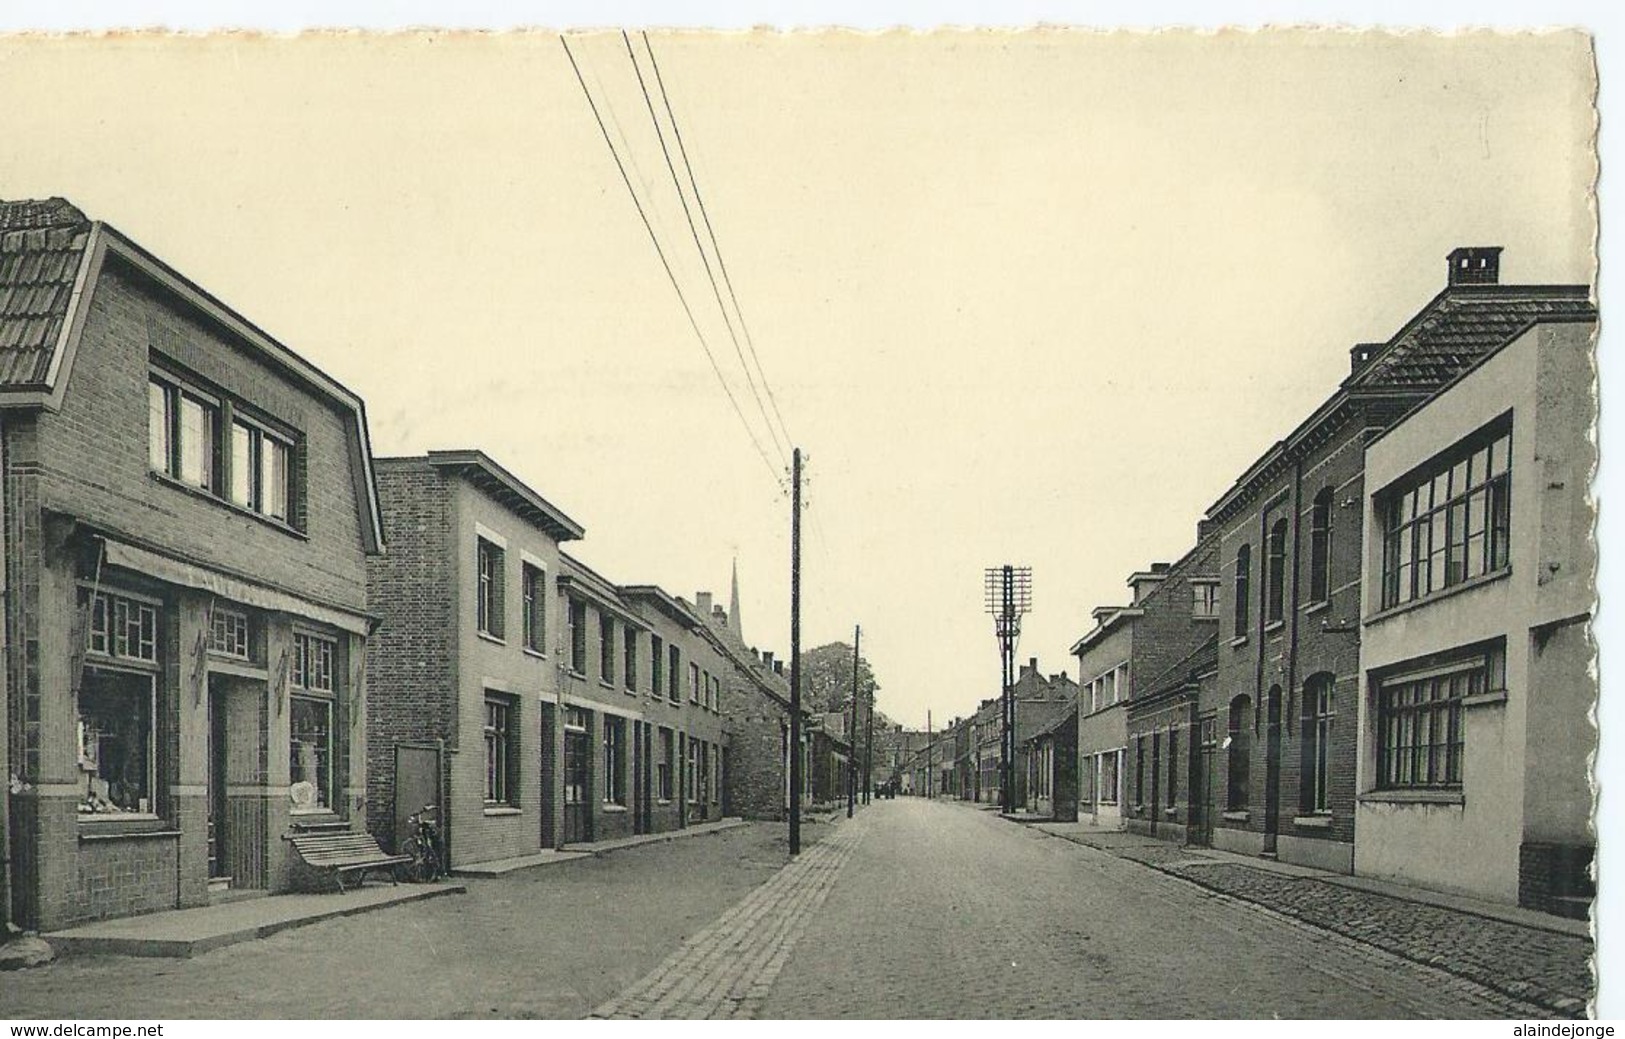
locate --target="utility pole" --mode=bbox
[984,565,1032,815]
[789,448,803,856]
[926,709,933,799]
[847,624,860,818]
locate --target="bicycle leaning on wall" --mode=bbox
[397,803,444,883]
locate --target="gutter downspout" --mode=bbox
[0,419,10,932]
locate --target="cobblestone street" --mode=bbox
[0,800,1591,1019]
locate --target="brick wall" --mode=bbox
[364,462,456,848]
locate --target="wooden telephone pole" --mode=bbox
[789,448,803,856]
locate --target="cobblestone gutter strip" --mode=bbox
[1157,862,1592,1018]
[591,814,871,1020]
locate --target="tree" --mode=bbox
[798,641,880,720]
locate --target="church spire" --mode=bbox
[728,557,743,640]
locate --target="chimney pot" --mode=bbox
[1447,246,1502,287]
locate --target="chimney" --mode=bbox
[762,650,775,670]
[1349,343,1381,376]
[695,591,713,616]
[1197,518,1216,543]
[1020,656,1038,677]
[772,660,784,676]
[1447,246,1502,287]
[712,604,727,625]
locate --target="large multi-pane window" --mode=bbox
[1233,544,1252,635]
[150,370,300,526]
[1308,488,1334,604]
[1376,646,1503,790]
[603,716,626,805]
[1302,674,1335,812]
[484,694,518,805]
[79,589,160,818]
[88,591,159,663]
[208,606,251,660]
[1381,424,1513,609]
[290,633,338,814]
[521,563,545,653]
[476,538,505,640]
[1265,517,1288,625]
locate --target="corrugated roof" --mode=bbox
[0,198,92,387]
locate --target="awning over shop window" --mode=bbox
[98,537,370,636]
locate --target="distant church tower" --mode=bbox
[728,558,743,640]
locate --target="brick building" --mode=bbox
[1118,535,1222,842]
[1201,248,1593,874]
[0,198,385,930]
[1355,308,1596,916]
[1021,706,1078,821]
[364,451,586,867]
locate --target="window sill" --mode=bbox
[624,687,638,697]
[1192,614,1221,622]
[476,630,507,648]
[289,808,340,820]
[1365,567,1512,626]
[79,825,180,842]
[1227,635,1249,648]
[151,470,308,541]
[1292,814,1333,829]
[77,813,165,832]
[522,647,548,661]
[1163,806,1179,818]
[483,805,522,817]
[601,803,628,813]
[1463,690,1509,708]
[1263,619,1285,635]
[1359,789,1464,806]
[657,799,672,806]
[1221,810,1250,823]
[600,680,617,691]
[566,669,589,683]
[1303,600,1331,616]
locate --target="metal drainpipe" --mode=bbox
[0,419,10,931]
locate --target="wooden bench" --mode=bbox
[287,832,412,893]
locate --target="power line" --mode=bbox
[622,31,789,469]
[641,32,795,452]
[560,34,786,494]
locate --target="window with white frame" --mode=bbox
[477,538,505,640]
[1380,422,1513,609]
[1302,673,1335,812]
[690,662,700,704]
[1099,749,1120,805]
[209,606,251,660]
[657,727,675,800]
[228,417,291,522]
[686,738,699,803]
[484,694,518,805]
[1192,579,1221,619]
[149,368,301,527]
[290,632,338,813]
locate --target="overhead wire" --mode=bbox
[622,31,789,469]
[640,31,796,453]
[559,33,786,494]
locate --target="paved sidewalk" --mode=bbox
[43,881,465,958]
[453,818,748,876]
[591,812,871,1019]
[1028,817,1593,1016]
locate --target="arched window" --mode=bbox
[1301,674,1335,813]
[1309,488,1333,604]
[1226,695,1251,810]
[1233,544,1251,636]
[1266,517,1288,624]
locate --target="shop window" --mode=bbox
[290,633,337,813]
[77,670,156,817]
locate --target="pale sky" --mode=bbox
[0,29,1595,732]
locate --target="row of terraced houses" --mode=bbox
[908,247,1597,920]
[0,197,820,934]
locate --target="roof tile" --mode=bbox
[0,198,93,387]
